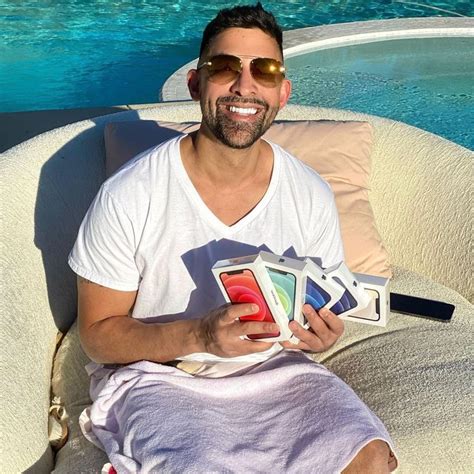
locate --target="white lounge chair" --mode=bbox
[1,103,472,472]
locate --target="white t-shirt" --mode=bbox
[69,135,344,365]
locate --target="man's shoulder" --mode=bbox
[104,135,181,195]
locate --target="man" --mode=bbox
[70,3,397,472]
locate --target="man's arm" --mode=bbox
[77,277,279,364]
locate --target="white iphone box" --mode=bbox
[258,251,307,344]
[324,262,372,319]
[212,253,293,342]
[258,251,306,328]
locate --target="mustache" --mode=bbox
[216,96,268,109]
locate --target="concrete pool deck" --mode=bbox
[2,17,473,153]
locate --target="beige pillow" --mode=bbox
[105,120,199,177]
[264,121,391,277]
[104,120,391,277]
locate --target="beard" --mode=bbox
[201,96,279,149]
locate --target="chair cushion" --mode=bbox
[104,119,391,277]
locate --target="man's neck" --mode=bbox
[181,127,272,189]
[179,127,275,226]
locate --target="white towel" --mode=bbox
[81,350,396,473]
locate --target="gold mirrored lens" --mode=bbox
[206,55,242,83]
[202,55,285,87]
[250,58,285,87]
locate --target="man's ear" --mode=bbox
[187,69,200,101]
[279,79,292,109]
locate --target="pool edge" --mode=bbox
[161,17,474,102]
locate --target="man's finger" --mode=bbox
[239,339,275,354]
[318,308,344,336]
[280,340,311,351]
[304,305,344,339]
[221,303,261,323]
[238,320,280,336]
[288,320,324,350]
[303,305,331,340]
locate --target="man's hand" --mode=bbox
[198,303,279,358]
[280,305,344,352]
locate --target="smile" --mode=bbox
[227,105,258,115]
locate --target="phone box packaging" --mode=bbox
[258,251,306,326]
[302,258,345,328]
[213,253,391,340]
[349,273,390,327]
[258,251,307,343]
[324,261,372,319]
[212,253,297,342]
[321,262,390,327]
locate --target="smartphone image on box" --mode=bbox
[266,267,297,321]
[329,276,359,315]
[349,288,381,321]
[305,278,332,310]
[219,269,280,339]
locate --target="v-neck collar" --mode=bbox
[172,135,280,235]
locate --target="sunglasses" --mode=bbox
[197,54,286,88]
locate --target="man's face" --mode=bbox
[189,27,291,149]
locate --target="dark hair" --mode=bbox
[199,2,283,59]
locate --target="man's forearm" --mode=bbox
[76,277,277,364]
[80,316,204,364]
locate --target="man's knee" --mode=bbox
[342,439,397,473]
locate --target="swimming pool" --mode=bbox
[1,0,472,113]
[286,37,474,149]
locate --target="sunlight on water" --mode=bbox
[287,37,473,149]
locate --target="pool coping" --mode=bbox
[161,17,474,102]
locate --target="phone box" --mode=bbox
[324,262,372,319]
[258,251,307,344]
[212,253,294,342]
[258,251,307,327]
[347,273,390,327]
[302,258,345,329]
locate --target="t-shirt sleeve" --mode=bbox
[68,186,140,291]
[307,190,345,269]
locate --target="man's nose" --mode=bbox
[229,64,258,96]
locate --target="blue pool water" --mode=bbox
[1,1,473,147]
[287,37,474,149]
[1,0,471,113]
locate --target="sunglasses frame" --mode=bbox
[197,54,286,87]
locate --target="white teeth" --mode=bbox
[228,106,258,115]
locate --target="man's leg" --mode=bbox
[342,440,397,473]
